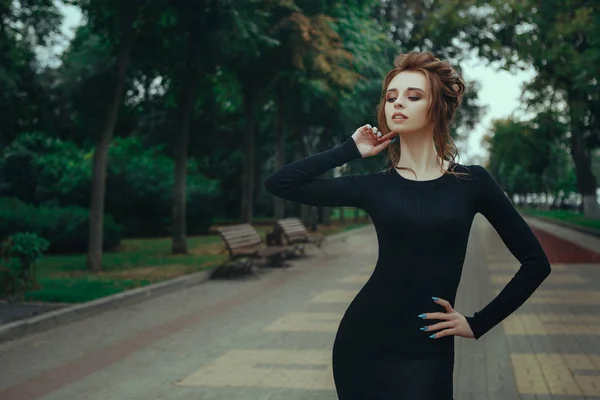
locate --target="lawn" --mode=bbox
[21,212,370,304]
[519,208,600,231]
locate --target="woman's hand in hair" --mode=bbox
[351,124,394,158]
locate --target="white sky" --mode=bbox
[42,2,537,165]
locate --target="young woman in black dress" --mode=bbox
[265,51,551,399]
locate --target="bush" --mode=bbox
[0,197,122,253]
[105,138,220,236]
[0,232,50,301]
[0,133,220,237]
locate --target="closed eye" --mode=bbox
[387,96,421,103]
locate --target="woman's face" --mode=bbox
[384,71,431,135]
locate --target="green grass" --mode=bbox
[19,216,369,304]
[24,234,229,303]
[331,208,368,219]
[519,208,600,231]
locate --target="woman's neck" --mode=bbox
[395,132,447,179]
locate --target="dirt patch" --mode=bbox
[190,242,226,256]
[102,265,194,280]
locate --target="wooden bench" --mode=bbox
[214,223,287,279]
[269,218,326,257]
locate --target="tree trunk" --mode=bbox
[339,207,345,222]
[310,206,318,231]
[240,90,255,222]
[87,0,139,272]
[273,86,285,219]
[301,204,310,226]
[568,90,600,218]
[171,68,198,254]
[322,207,331,226]
[171,6,203,254]
[294,130,309,225]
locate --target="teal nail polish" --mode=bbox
[418,313,426,319]
[429,333,436,339]
[420,326,428,331]
[432,296,439,301]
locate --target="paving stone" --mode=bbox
[0,216,599,399]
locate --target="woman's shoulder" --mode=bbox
[451,163,491,180]
[448,164,497,193]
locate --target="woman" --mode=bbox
[264,52,551,399]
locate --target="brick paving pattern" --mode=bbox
[0,215,599,399]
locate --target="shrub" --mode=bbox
[0,197,122,254]
[0,232,50,301]
[0,134,220,237]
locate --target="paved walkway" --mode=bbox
[0,215,599,399]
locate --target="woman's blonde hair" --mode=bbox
[376,52,466,176]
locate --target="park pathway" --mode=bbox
[1,214,599,400]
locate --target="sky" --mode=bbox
[42,3,537,165]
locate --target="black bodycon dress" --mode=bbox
[264,138,551,399]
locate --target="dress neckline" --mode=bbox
[389,162,458,188]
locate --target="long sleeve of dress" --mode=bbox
[465,166,551,340]
[264,138,367,208]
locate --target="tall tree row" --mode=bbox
[465,0,600,216]
[4,0,597,274]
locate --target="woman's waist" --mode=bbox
[357,277,459,305]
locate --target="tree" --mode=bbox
[158,1,212,254]
[264,1,385,218]
[222,1,367,222]
[464,0,600,216]
[484,113,571,206]
[0,0,62,145]
[70,0,142,271]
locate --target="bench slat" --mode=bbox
[214,223,287,277]
[217,224,263,250]
[274,218,324,247]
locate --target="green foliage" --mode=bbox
[0,0,63,145]
[0,132,89,205]
[0,197,122,253]
[463,0,600,212]
[520,209,600,231]
[104,137,221,236]
[2,0,508,239]
[0,232,50,301]
[57,25,116,142]
[484,114,575,199]
[0,133,220,237]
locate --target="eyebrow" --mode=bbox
[386,87,426,94]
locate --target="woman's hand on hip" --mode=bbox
[351,124,394,158]
[418,297,475,339]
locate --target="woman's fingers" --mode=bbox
[417,297,475,339]
[355,124,393,156]
[421,321,454,333]
[373,139,391,153]
[359,124,373,139]
[360,125,381,144]
[376,131,397,142]
[433,297,455,313]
